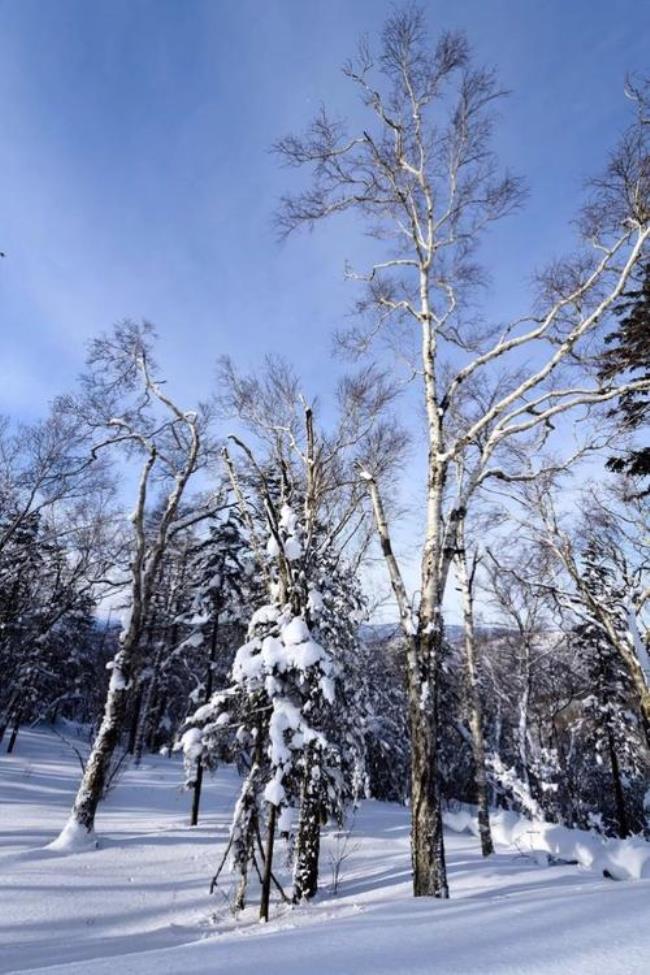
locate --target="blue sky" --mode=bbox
[1,0,648,421]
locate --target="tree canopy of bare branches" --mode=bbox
[274,6,650,897]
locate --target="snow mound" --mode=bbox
[46,815,98,853]
[282,617,311,646]
[443,806,650,881]
[180,727,203,762]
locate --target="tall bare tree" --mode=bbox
[0,406,112,558]
[275,7,650,896]
[52,322,210,846]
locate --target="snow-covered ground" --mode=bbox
[2,728,650,975]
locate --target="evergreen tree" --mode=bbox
[182,507,249,824]
[600,262,650,486]
[0,512,98,750]
[182,501,368,917]
[571,542,647,835]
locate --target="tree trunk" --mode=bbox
[415,403,452,898]
[518,638,533,800]
[493,703,503,807]
[455,528,494,857]
[0,688,20,744]
[234,867,248,913]
[259,804,277,922]
[133,661,159,766]
[364,467,450,897]
[190,614,220,826]
[293,746,321,901]
[6,711,21,754]
[126,683,144,754]
[409,674,448,897]
[190,758,204,828]
[127,616,158,755]
[607,726,630,838]
[468,703,493,855]
[64,640,137,836]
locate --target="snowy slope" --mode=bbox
[2,728,650,975]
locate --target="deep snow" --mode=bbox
[2,727,650,975]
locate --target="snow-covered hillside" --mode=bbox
[2,728,650,975]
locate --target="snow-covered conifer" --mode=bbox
[571,542,648,835]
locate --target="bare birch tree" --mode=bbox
[52,322,210,846]
[0,407,112,558]
[275,7,650,896]
[481,542,561,815]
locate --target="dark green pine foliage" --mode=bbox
[182,509,250,825]
[572,542,647,836]
[184,509,249,692]
[0,511,98,748]
[182,504,368,912]
[600,262,650,485]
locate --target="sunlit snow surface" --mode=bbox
[2,727,650,974]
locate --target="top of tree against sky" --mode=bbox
[0,0,648,416]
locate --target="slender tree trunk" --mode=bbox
[229,763,260,912]
[133,649,162,766]
[259,804,277,923]
[6,710,22,754]
[607,727,630,838]
[234,866,249,912]
[148,693,169,752]
[364,469,449,897]
[127,616,157,755]
[126,683,144,755]
[293,745,321,901]
[518,638,533,798]
[408,646,448,898]
[190,613,220,826]
[492,703,503,807]
[414,299,450,898]
[455,525,494,857]
[0,688,20,744]
[65,637,138,835]
[414,539,451,894]
[189,759,204,827]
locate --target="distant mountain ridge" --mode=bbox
[361,622,465,641]
[360,622,511,642]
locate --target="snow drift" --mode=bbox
[444,806,650,881]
